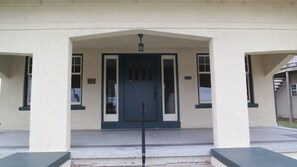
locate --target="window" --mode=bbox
[22,56,33,107]
[71,55,83,105]
[291,84,297,97]
[197,54,212,104]
[196,54,257,108]
[162,55,178,121]
[103,55,119,122]
[20,55,84,111]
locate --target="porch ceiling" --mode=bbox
[73,34,208,49]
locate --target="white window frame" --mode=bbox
[71,55,83,105]
[197,54,212,104]
[161,55,178,121]
[291,84,297,97]
[103,55,119,122]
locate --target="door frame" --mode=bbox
[101,53,180,129]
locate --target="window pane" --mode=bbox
[74,57,81,65]
[141,66,146,81]
[205,65,210,72]
[148,65,153,81]
[199,57,205,64]
[164,59,175,114]
[74,66,80,73]
[71,75,81,103]
[128,65,133,81]
[135,66,139,81]
[205,57,210,64]
[28,57,32,74]
[199,65,205,72]
[106,59,117,114]
[199,74,211,103]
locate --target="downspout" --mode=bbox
[286,71,293,123]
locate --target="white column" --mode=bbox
[210,38,250,148]
[29,38,72,151]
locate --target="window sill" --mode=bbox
[19,106,30,111]
[71,105,86,110]
[195,103,259,109]
[19,105,86,111]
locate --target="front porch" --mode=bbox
[1,127,297,164]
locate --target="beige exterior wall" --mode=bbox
[0,48,285,130]
[0,56,30,130]
[0,0,297,149]
[71,47,213,129]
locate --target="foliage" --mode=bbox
[277,118,297,129]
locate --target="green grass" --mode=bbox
[277,118,297,129]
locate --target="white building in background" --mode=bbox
[0,0,296,160]
[275,56,297,120]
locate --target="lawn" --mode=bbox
[277,118,297,129]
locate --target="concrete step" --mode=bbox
[71,156,212,167]
[71,145,213,167]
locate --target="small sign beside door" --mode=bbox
[88,78,96,84]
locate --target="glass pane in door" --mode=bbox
[163,59,175,114]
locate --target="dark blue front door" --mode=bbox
[121,55,161,122]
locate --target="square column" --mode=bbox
[29,38,72,151]
[210,38,250,147]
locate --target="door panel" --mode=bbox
[121,55,161,122]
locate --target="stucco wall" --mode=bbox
[0,55,12,78]
[71,50,102,130]
[0,1,297,131]
[0,56,30,130]
[248,55,277,127]
[0,47,280,130]
[71,47,213,129]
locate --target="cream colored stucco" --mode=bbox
[0,55,12,79]
[0,0,297,150]
[0,56,30,130]
[0,47,288,130]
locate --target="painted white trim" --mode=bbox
[103,55,119,122]
[197,54,212,104]
[71,55,83,105]
[291,83,297,97]
[161,55,178,121]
